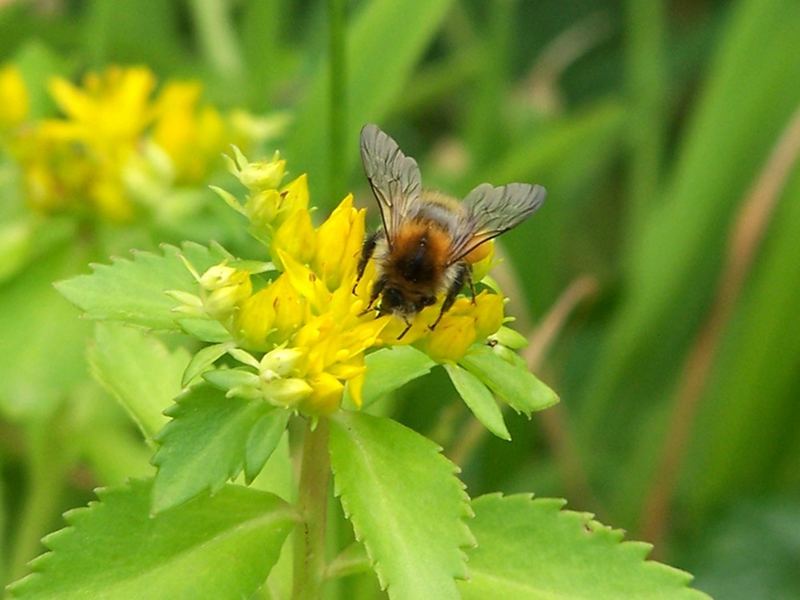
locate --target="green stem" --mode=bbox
[328,0,347,201]
[9,420,69,583]
[292,418,331,600]
[190,0,244,80]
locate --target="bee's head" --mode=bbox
[380,287,435,316]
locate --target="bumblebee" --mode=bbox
[356,124,546,338]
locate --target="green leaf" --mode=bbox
[55,242,226,330]
[89,323,190,441]
[245,409,290,484]
[444,363,510,441]
[9,479,297,600]
[326,542,371,580]
[459,345,558,416]
[178,317,232,343]
[181,342,235,386]
[203,368,261,393]
[458,494,709,600]
[152,383,284,513]
[286,0,456,203]
[347,345,436,408]
[329,412,473,599]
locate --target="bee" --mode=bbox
[355,124,546,339]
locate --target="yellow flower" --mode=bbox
[271,206,316,267]
[469,241,495,282]
[200,153,516,415]
[417,293,505,362]
[0,65,28,130]
[304,372,345,415]
[311,194,365,290]
[472,291,505,339]
[424,315,477,363]
[235,274,305,350]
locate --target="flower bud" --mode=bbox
[262,377,313,408]
[260,347,305,381]
[199,264,239,290]
[204,276,252,318]
[227,147,286,192]
[245,188,281,230]
[199,265,252,319]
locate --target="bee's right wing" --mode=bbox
[447,182,546,265]
[360,124,422,248]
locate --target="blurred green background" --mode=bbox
[1,0,799,597]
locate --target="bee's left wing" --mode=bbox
[360,124,422,248]
[447,182,546,265]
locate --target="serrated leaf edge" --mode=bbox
[54,241,225,330]
[8,479,300,597]
[150,387,268,513]
[330,416,476,596]
[469,493,707,596]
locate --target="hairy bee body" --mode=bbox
[370,197,462,316]
[357,125,547,337]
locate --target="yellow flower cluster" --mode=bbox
[0,64,257,221]
[180,151,507,416]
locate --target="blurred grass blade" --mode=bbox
[682,166,800,518]
[285,0,455,205]
[579,0,800,452]
[463,0,515,164]
[625,0,666,234]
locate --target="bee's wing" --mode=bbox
[447,182,546,265]
[360,124,422,248]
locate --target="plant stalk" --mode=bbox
[625,0,666,237]
[9,419,69,583]
[292,418,331,600]
[328,0,347,201]
[189,0,244,81]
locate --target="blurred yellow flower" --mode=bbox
[152,81,228,183]
[0,65,28,130]
[2,64,267,221]
[46,67,156,149]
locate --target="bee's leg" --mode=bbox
[359,274,386,316]
[465,267,477,304]
[429,262,469,331]
[397,317,413,340]
[353,230,380,294]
